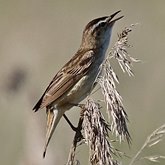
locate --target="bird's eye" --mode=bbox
[99,22,106,27]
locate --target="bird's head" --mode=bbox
[81,10,123,50]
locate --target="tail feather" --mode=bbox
[43,107,65,158]
[33,92,46,112]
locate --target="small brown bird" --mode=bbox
[33,11,123,158]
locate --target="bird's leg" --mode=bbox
[73,114,84,145]
[63,102,84,131]
[63,114,77,132]
[63,113,83,144]
[69,102,84,109]
[63,103,85,144]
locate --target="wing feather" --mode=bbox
[33,49,94,111]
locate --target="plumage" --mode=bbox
[33,49,94,111]
[32,10,123,157]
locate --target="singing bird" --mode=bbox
[33,11,123,157]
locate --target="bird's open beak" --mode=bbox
[107,10,124,25]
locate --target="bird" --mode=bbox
[33,10,123,158]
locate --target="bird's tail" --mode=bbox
[43,107,65,158]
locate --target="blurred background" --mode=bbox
[0,0,165,165]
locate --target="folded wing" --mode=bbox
[33,49,94,111]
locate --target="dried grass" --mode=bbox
[67,24,139,165]
[129,124,165,165]
[98,24,140,144]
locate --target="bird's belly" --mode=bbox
[56,67,99,110]
[68,69,102,106]
[56,51,105,110]
[67,70,97,103]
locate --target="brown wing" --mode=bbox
[33,49,94,111]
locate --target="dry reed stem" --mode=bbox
[129,124,165,165]
[67,24,139,165]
